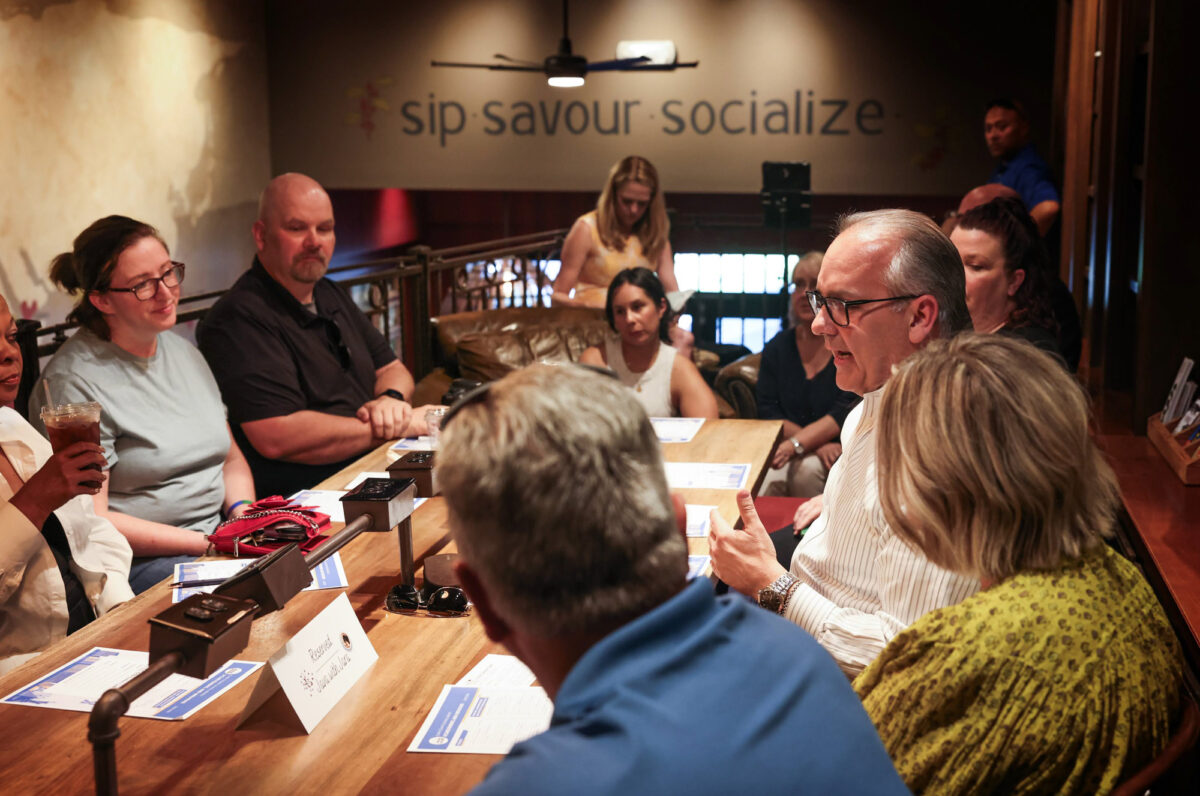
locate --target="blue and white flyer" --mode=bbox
[664,462,751,490]
[409,684,552,754]
[171,554,349,603]
[0,647,261,720]
[687,555,712,580]
[650,417,705,443]
[684,504,717,537]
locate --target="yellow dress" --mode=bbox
[572,211,653,307]
[853,544,1182,795]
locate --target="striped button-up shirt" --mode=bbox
[783,388,979,677]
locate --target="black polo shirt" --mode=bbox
[197,258,397,497]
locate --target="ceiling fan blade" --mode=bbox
[612,60,700,72]
[585,56,650,72]
[493,53,542,67]
[430,60,543,72]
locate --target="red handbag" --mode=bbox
[205,496,332,557]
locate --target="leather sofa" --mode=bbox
[412,305,737,417]
[714,353,762,419]
[411,306,612,406]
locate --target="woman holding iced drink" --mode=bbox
[1,291,133,672]
[31,216,255,594]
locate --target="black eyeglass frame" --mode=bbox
[804,289,920,327]
[105,262,186,301]
[440,363,620,431]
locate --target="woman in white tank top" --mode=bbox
[580,269,717,419]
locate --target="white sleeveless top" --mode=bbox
[604,337,677,417]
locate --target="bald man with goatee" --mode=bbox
[199,173,430,497]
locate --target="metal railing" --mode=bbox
[14,230,569,415]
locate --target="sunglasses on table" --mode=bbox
[385,583,471,617]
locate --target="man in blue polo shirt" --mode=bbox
[984,98,1061,236]
[437,364,907,795]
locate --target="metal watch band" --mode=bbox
[777,578,802,615]
[757,573,798,613]
[790,437,804,455]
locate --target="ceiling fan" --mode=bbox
[431,0,699,88]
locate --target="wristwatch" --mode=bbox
[757,573,799,614]
[377,388,406,403]
[790,437,804,456]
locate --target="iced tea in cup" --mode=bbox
[40,401,103,488]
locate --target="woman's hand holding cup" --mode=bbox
[10,442,107,529]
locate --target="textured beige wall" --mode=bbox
[0,0,270,325]
[266,0,1055,195]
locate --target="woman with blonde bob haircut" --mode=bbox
[855,333,1182,795]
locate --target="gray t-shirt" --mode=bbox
[30,328,230,533]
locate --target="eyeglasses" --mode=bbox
[440,362,619,431]
[106,263,185,301]
[385,583,471,617]
[805,289,920,327]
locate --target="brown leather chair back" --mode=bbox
[431,306,609,377]
[714,352,762,419]
[1110,695,1200,796]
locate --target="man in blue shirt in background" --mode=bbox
[437,363,906,795]
[985,98,1061,236]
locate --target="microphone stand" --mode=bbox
[88,478,416,796]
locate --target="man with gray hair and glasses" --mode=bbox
[438,364,907,795]
[710,209,980,677]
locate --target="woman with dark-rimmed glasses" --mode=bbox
[29,216,255,593]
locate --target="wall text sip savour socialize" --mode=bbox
[393,90,885,146]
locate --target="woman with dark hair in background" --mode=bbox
[758,251,858,498]
[950,197,1062,360]
[30,216,255,594]
[580,268,716,419]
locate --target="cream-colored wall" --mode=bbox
[0,0,271,326]
[0,0,1055,326]
[266,0,1055,195]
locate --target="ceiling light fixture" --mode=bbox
[431,1,698,85]
[545,39,586,88]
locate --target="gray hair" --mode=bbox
[838,209,972,335]
[436,364,686,636]
[791,250,824,286]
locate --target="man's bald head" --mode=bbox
[258,173,329,224]
[252,173,336,302]
[957,184,1022,216]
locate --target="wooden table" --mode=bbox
[1099,434,1200,687]
[0,418,780,795]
